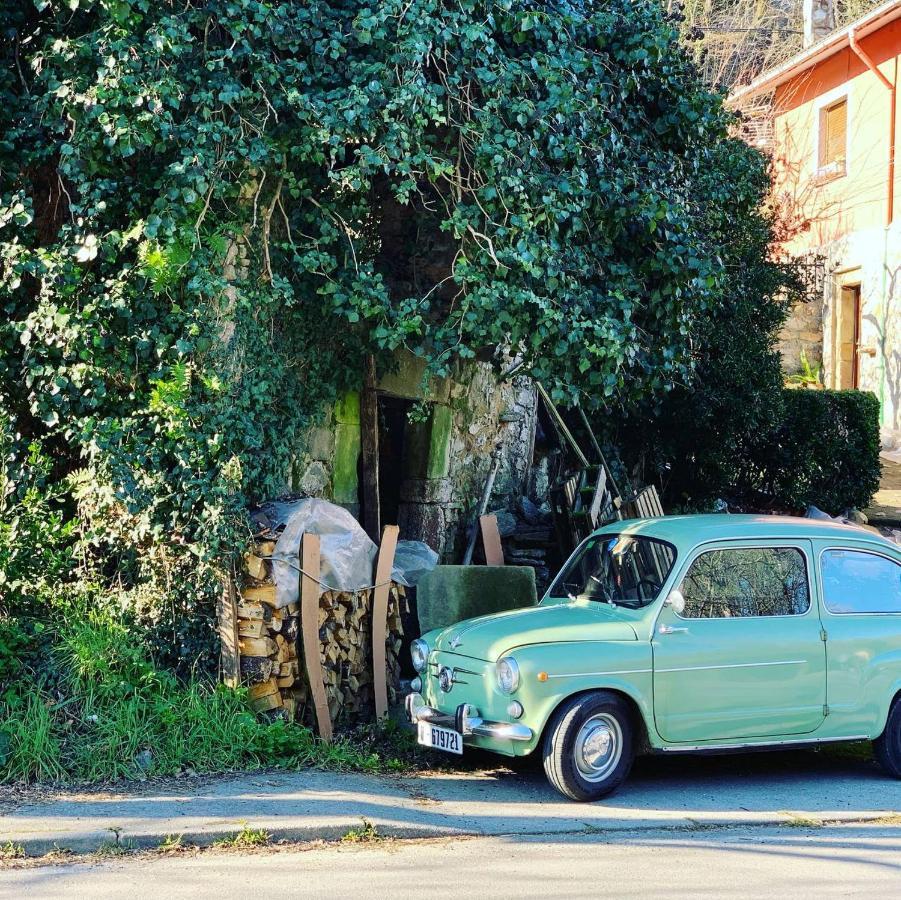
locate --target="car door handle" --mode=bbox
[658,625,689,635]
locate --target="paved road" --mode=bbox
[3,747,897,855]
[3,823,899,899]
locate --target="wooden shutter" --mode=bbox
[820,100,847,168]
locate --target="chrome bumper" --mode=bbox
[405,692,533,742]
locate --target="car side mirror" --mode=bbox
[665,589,685,616]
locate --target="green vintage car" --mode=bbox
[405,514,901,801]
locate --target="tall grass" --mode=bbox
[0,610,394,784]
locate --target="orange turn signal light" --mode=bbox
[537,671,548,682]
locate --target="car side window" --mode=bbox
[679,547,810,619]
[821,550,901,614]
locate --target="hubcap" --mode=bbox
[574,713,622,782]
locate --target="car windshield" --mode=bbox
[548,534,677,609]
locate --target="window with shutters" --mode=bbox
[818,98,847,178]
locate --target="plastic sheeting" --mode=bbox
[261,498,437,609]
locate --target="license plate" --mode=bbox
[417,721,463,755]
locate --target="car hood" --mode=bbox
[432,601,638,661]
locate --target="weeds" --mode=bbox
[95,840,133,857]
[340,820,382,844]
[0,841,25,860]
[213,826,270,849]
[157,834,185,853]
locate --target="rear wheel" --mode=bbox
[874,697,901,778]
[542,691,634,801]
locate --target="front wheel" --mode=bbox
[541,691,634,801]
[874,698,901,778]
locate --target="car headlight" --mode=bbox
[496,657,520,694]
[411,638,430,673]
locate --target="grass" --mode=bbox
[212,826,270,849]
[157,834,185,853]
[0,841,25,860]
[340,819,382,844]
[0,610,404,785]
[94,840,133,857]
[782,813,824,828]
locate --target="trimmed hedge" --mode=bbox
[757,389,881,515]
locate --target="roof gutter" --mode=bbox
[849,28,896,226]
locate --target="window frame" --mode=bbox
[673,543,814,621]
[812,88,850,182]
[818,546,901,617]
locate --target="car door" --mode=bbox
[652,541,827,744]
[816,542,901,736]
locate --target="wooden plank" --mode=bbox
[217,578,240,688]
[536,383,589,468]
[479,514,505,566]
[300,533,332,742]
[360,355,381,543]
[372,524,399,720]
[587,467,608,530]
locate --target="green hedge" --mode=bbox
[757,389,881,515]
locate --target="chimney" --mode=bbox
[804,0,835,47]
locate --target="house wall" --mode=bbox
[771,23,901,446]
[287,351,538,560]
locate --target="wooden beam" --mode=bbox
[372,524,399,720]
[535,383,590,468]
[360,355,380,542]
[300,533,332,742]
[479,514,505,566]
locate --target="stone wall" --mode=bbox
[286,351,538,561]
[778,295,824,375]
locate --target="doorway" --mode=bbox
[837,283,861,389]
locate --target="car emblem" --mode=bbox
[449,634,462,650]
[438,666,455,693]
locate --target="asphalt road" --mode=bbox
[3,823,899,899]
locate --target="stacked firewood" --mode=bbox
[234,538,407,726]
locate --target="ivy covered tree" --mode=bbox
[0,0,790,668]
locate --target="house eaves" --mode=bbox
[729,0,901,103]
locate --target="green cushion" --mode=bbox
[416,565,538,633]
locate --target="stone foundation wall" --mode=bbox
[778,296,824,375]
[284,351,538,561]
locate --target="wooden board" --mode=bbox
[479,514,505,566]
[217,578,240,688]
[300,533,332,742]
[372,524,399,720]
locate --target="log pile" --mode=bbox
[235,539,407,727]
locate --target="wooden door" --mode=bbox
[837,284,861,389]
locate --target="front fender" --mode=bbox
[509,641,656,755]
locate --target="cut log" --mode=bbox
[238,636,277,657]
[240,584,277,605]
[243,552,268,581]
[236,602,272,623]
[251,692,283,713]
[240,655,273,684]
[237,618,266,638]
[248,678,280,701]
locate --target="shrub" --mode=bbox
[755,389,881,515]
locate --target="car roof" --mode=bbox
[595,513,899,553]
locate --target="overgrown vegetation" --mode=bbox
[0,0,855,783]
[0,597,402,783]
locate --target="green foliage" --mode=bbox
[0,2,790,667]
[785,350,823,388]
[601,141,797,508]
[755,389,882,515]
[0,604,400,784]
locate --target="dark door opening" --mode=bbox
[376,395,413,528]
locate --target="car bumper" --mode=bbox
[405,692,533,742]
